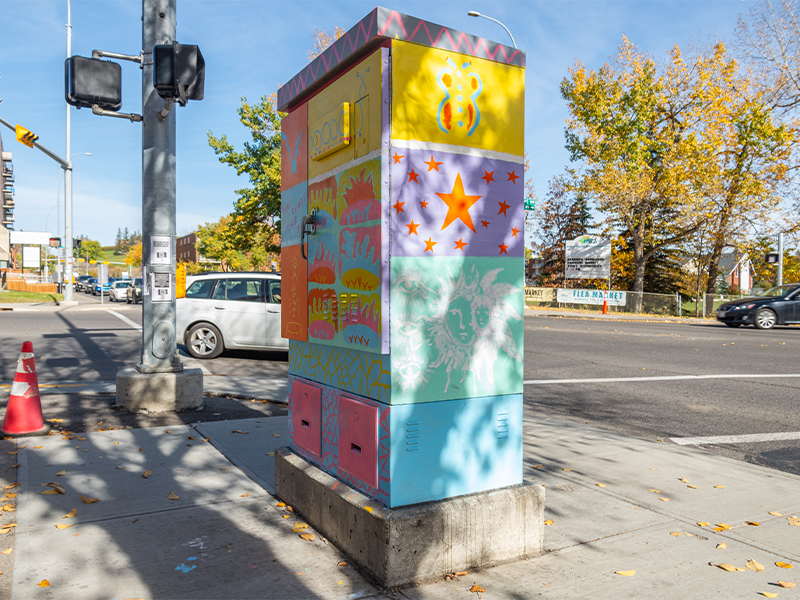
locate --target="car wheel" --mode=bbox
[754,308,777,330]
[187,323,224,359]
[724,323,741,328]
[127,296,132,304]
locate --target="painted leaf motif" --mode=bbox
[746,559,765,572]
[615,570,636,576]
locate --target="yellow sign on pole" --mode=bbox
[176,263,187,299]
[15,124,39,148]
[89,260,97,264]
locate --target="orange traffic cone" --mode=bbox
[1,342,51,437]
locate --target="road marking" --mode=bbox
[671,431,800,446]
[523,373,800,385]
[106,310,142,331]
[179,350,212,376]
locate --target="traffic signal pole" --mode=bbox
[65,0,74,302]
[115,0,202,412]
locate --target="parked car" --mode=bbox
[109,280,132,302]
[93,279,113,296]
[83,277,96,293]
[716,283,800,330]
[126,278,143,304]
[176,272,286,359]
[75,275,92,291]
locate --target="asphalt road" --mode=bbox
[0,306,798,474]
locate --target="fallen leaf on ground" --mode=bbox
[299,533,314,541]
[544,520,554,526]
[55,524,72,530]
[714,485,725,489]
[659,497,671,502]
[6,493,17,499]
[273,433,280,437]
[277,502,286,507]
[562,468,572,472]
[266,452,275,456]
[286,506,294,513]
[241,493,249,498]
[533,464,542,469]
[455,571,468,576]
[746,521,761,526]
[337,561,348,567]
[56,470,66,476]
[777,581,796,588]
[47,419,63,423]
[116,466,126,470]
[776,562,793,569]
[282,515,290,519]
[769,511,783,516]
[41,490,59,495]
[670,532,681,536]
[615,570,635,576]
[80,496,99,504]
[787,517,800,527]
[202,438,210,442]
[33,446,43,449]
[1,549,11,554]
[1,524,17,529]
[679,476,689,483]
[470,584,486,593]
[363,506,372,513]
[717,543,727,549]
[63,509,77,519]
[165,430,172,434]
[648,489,661,493]
[2,484,19,490]
[168,491,180,501]
[294,522,309,530]
[10,464,19,469]
[760,593,778,598]
[232,430,248,434]
[16,445,25,449]
[715,523,733,531]
[113,442,119,445]
[596,483,606,488]
[37,580,50,587]
[687,485,698,489]
[187,436,195,440]
[746,559,765,572]
[715,563,738,572]
[142,469,152,479]
[220,468,229,471]
[47,483,65,494]
[6,451,17,456]
[76,437,86,441]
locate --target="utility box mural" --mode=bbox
[280,7,525,508]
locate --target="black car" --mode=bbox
[83,277,96,293]
[716,284,800,330]
[126,278,143,304]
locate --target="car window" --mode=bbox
[186,279,215,299]
[760,285,799,298]
[222,278,263,302]
[267,280,281,304]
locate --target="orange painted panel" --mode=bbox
[281,103,308,192]
[281,244,308,341]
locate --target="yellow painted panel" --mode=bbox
[310,102,350,161]
[308,50,383,179]
[391,40,525,156]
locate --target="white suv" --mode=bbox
[176,272,286,359]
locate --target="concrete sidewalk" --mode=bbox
[4,380,799,599]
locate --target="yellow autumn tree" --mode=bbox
[124,242,142,267]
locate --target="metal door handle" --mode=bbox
[213,306,225,310]
[300,211,317,260]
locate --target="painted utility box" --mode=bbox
[280,7,525,508]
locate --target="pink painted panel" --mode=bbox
[292,380,321,457]
[338,395,379,489]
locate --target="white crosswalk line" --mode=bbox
[524,373,800,385]
[671,431,800,446]
[106,309,142,331]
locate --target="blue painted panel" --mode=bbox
[387,394,522,507]
[281,182,307,248]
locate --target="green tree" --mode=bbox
[74,239,103,262]
[207,95,282,254]
[195,216,247,272]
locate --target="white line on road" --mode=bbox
[106,310,142,331]
[523,373,800,385]
[671,431,800,446]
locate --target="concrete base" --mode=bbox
[115,367,203,413]
[56,300,79,308]
[274,447,544,588]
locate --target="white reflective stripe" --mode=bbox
[9,380,30,397]
[16,360,35,374]
[19,352,34,359]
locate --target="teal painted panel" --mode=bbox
[388,394,522,507]
[289,340,391,404]
[390,256,523,404]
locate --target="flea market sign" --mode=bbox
[557,288,626,306]
[565,235,611,279]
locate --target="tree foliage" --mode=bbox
[124,242,142,268]
[73,239,104,262]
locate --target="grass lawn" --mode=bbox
[0,289,64,304]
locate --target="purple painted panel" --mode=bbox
[391,148,524,257]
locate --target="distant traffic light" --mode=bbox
[765,253,779,264]
[15,125,38,148]
[49,237,62,248]
[65,56,122,111]
[74,238,82,249]
[153,43,205,105]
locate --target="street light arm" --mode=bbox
[0,115,70,170]
[467,11,517,49]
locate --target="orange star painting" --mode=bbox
[436,173,481,233]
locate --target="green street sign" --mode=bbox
[524,199,535,211]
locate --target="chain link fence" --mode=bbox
[525,287,681,316]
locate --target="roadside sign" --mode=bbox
[524,198,535,211]
[565,235,611,279]
[97,264,109,285]
[15,124,39,148]
[89,260,96,264]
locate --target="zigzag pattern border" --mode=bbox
[278,6,526,110]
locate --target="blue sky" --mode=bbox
[0,0,749,246]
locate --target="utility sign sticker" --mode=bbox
[150,272,173,303]
[150,235,172,266]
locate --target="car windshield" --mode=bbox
[759,285,799,298]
